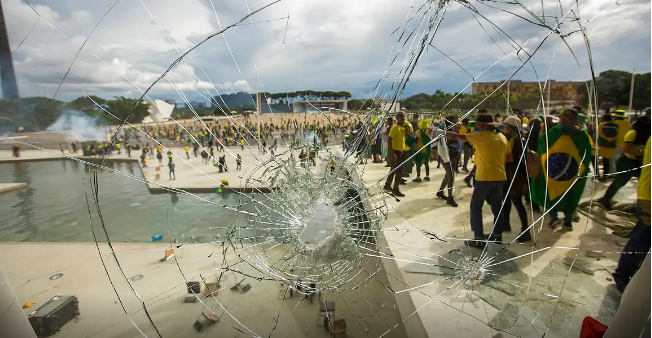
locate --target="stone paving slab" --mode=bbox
[361,160,636,338]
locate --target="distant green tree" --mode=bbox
[0,97,65,131]
[576,70,651,110]
[106,96,150,123]
[67,96,106,113]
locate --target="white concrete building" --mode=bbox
[142,100,175,123]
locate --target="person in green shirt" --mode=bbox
[598,116,651,210]
[531,109,593,230]
[413,120,432,182]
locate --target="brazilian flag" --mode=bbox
[597,121,619,158]
[532,126,593,213]
[613,112,631,146]
[404,123,416,174]
[414,128,432,167]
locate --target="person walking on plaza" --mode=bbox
[412,120,432,182]
[612,137,650,293]
[434,116,459,207]
[168,159,176,180]
[384,112,409,197]
[460,118,473,172]
[598,116,651,210]
[185,145,190,159]
[156,151,163,167]
[448,113,511,246]
[597,113,619,180]
[236,154,242,171]
[384,117,394,167]
[201,149,208,164]
[500,116,531,242]
[531,109,593,230]
[401,116,417,179]
[612,110,631,172]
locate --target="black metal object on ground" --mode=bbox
[28,295,79,337]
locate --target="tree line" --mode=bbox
[1,70,647,132]
[0,96,150,132]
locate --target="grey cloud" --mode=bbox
[4,0,650,103]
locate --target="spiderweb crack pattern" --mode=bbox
[1,0,646,337]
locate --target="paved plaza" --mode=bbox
[0,147,638,337]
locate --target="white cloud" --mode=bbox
[3,0,650,102]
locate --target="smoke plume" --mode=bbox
[48,110,106,141]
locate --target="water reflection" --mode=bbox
[12,162,36,241]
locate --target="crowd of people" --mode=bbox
[377,107,650,293]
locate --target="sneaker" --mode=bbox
[597,197,612,211]
[392,190,405,197]
[447,197,458,207]
[517,231,532,243]
[399,180,407,185]
[572,213,580,222]
[413,178,422,183]
[424,176,430,181]
[436,191,446,199]
[464,176,472,188]
[383,185,392,191]
[462,168,469,173]
[400,179,407,184]
[549,218,562,229]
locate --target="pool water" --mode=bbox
[0,160,250,243]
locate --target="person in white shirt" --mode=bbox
[432,116,459,207]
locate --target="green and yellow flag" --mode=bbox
[597,121,619,158]
[532,126,593,213]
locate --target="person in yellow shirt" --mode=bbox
[612,110,631,172]
[598,116,651,210]
[184,145,189,159]
[448,113,512,246]
[384,112,408,197]
[613,137,650,293]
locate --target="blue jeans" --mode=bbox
[470,181,505,239]
[614,200,651,284]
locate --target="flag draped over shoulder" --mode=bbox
[598,122,619,158]
[532,126,593,213]
[414,129,432,166]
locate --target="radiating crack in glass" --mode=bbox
[2,0,648,337]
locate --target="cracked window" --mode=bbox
[0,0,649,338]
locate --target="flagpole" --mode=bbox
[256,72,261,146]
[628,68,635,112]
[506,79,510,116]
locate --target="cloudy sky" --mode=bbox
[4,0,650,103]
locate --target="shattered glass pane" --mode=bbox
[0,0,648,337]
